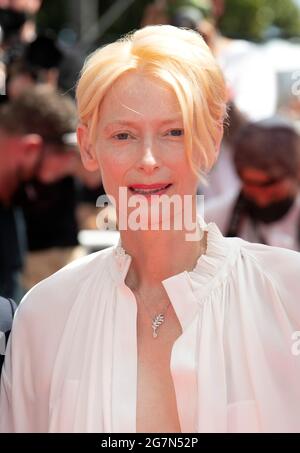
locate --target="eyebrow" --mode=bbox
[103,117,183,132]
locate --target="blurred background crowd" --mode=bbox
[1,0,300,303]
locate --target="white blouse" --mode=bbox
[0,220,300,433]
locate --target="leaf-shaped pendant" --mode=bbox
[152,313,165,338]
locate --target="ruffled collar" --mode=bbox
[109,216,241,304]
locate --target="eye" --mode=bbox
[165,129,184,137]
[113,132,134,141]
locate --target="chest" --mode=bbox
[135,305,183,433]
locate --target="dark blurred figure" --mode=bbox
[0,0,42,44]
[0,85,100,297]
[205,118,300,250]
[0,4,26,48]
[0,0,42,98]
[4,85,98,290]
[5,32,63,99]
[4,32,83,100]
[22,30,83,97]
[0,0,83,101]
[0,86,41,300]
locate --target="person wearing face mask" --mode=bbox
[204,118,300,250]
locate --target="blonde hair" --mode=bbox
[76,25,227,176]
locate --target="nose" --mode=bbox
[137,141,160,174]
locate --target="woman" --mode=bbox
[0,25,300,433]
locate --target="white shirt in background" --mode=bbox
[204,191,300,251]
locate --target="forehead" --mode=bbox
[99,71,183,125]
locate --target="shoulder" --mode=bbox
[235,239,300,302]
[14,247,115,332]
[238,239,300,275]
[207,235,300,323]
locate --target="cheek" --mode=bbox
[96,141,134,177]
[97,152,130,198]
[270,182,291,199]
[42,157,60,173]
[177,160,200,191]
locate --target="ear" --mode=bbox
[18,134,43,180]
[21,133,42,149]
[77,123,99,172]
[21,133,43,164]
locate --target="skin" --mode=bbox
[77,71,222,299]
[240,167,298,207]
[38,146,101,188]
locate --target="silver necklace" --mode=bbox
[136,293,171,339]
[131,235,207,338]
[150,301,171,339]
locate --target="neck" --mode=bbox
[121,212,206,293]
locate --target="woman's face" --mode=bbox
[79,71,201,225]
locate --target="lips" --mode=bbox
[128,183,172,195]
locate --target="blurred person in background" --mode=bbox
[204,118,300,250]
[0,0,83,101]
[0,85,100,298]
[0,1,25,97]
[5,30,82,100]
[0,0,42,97]
[0,86,41,300]
[1,0,42,44]
[5,31,63,99]
[4,85,100,290]
[21,29,84,99]
[0,24,44,300]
